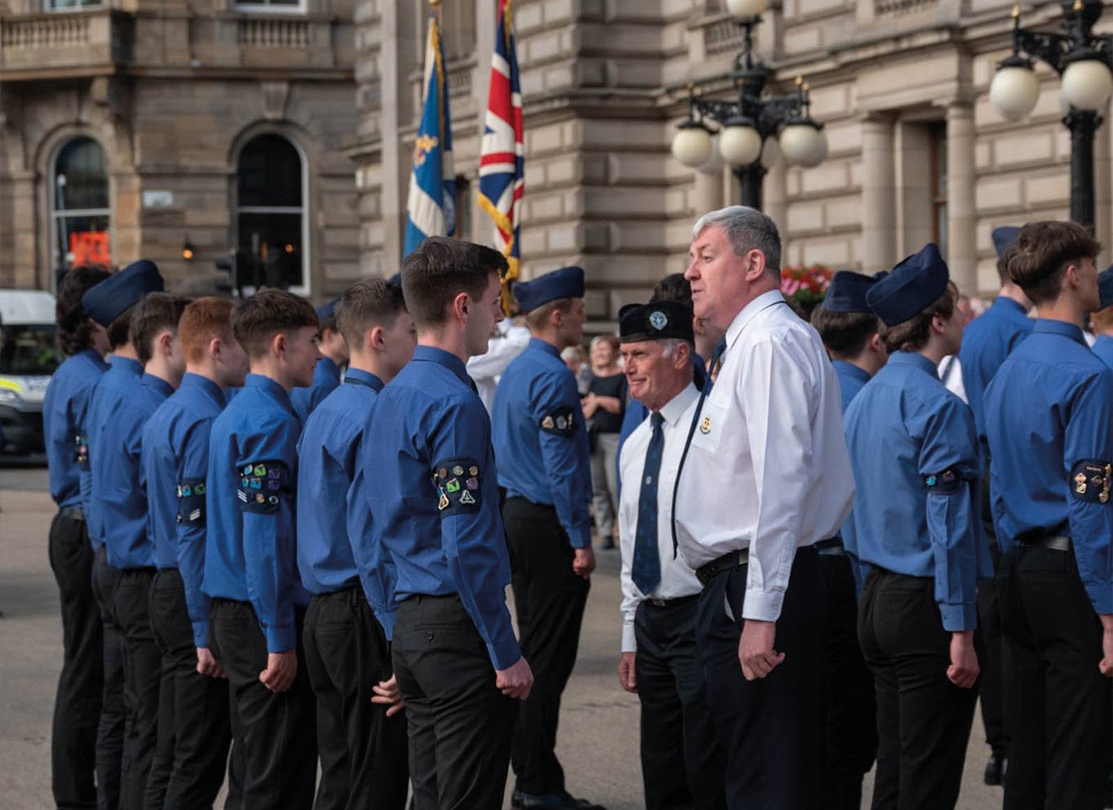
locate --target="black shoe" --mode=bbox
[600,539,615,550]
[514,791,606,810]
[984,750,1006,786]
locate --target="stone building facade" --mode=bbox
[0,0,361,299]
[353,0,1113,323]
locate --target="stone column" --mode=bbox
[694,168,723,217]
[763,140,788,234]
[861,115,897,272]
[946,103,977,295]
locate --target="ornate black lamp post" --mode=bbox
[989,1,1113,231]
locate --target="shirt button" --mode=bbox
[426,631,435,641]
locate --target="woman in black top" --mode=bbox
[583,335,626,549]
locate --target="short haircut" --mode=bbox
[590,334,620,353]
[335,278,407,350]
[401,237,508,327]
[131,292,191,365]
[232,289,318,360]
[692,206,782,281]
[879,282,957,354]
[108,305,137,350]
[996,244,1016,286]
[525,298,574,331]
[651,273,693,305]
[1009,221,1102,305]
[319,314,338,334]
[810,304,880,357]
[56,264,111,356]
[179,297,236,364]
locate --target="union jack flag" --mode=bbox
[478,0,524,311]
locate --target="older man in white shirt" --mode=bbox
[615,300,726,810]
[674,206,855,809]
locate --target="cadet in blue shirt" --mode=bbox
[291,298,346,422]
[102,292,190,810]
[203,289,320,809]
[142,297,248,807]
[843,243,991,810]
[41,264,110,810]
[298,278,413,810]
[984,221,1113,810]
[492,265,605,810]
[356,237,533,810]
[808,269,887,809]
[79,258,164,810]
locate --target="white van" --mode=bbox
[0,290,59,455]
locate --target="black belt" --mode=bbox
[814,537,846,557]
[645,593,700,609]
[59,506,84,520]
[1017,534,1072,552]
[695,549,750,587]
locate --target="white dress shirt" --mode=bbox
[619,382,703,653]
[674,289,855,622]
[467,321,530,414]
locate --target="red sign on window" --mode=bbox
[69,231,110,266]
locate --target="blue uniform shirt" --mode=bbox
[142,373,226,647]
[291,355,341,423]
[832,360,871,414]
[958,296,1033,454]
[103,373,175,569]
[297,368,383,596]
[492,338,592,548]
[843,352,992,631]
[43,348,109,509]
[203,373,309,653]
[985,319,1113,614]
[1092,334,1113,370]
[85,355,143,548]
[355,346,520,669]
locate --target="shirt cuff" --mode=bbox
[264,622,297,653]
[939,602,978,632]
[621,621,637,653]
[567,525,592,549]
[1085,581,1113,615]
[487,634,523,672]
[191,620,209,650]
[742,587,784,622]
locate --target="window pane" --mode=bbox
[0,325,62,376]
[55,137,109,210]
[54,214,110,273]
[237,212,303,290]
[237,135,302,207]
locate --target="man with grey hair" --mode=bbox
[673,205,855,809]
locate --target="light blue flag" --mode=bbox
[404,5,456,257]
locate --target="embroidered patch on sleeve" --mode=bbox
[924,468,963,495]
[75,433,90,471]
[1070,459,1111,504]
[235,460,290,514]
[539,406,577,437]
[432,457,482,517]
[176,477,207,526]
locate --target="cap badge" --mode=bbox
[649,310,668,331]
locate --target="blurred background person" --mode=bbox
[583,335,625,550]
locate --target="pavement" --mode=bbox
[0,461,1002,809]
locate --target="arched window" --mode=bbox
[236,133,306,292]
[52,137,110,281]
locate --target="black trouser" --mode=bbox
[209,598,317,810]
[114,567,171,810]
[999,545,1112,810]
[149,569,238,810]
[503,496,591,796]
[634,596,726,810]
[91,544,129,810]
[695,547,827,810]
[392,593,518,810]
[818,553,878,810]
[303,585,410,810]
[48,508,103,809]
[976,466,1007,757]
[858,569,978,810]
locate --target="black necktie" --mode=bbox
[632,412,665,595]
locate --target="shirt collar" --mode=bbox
[528,337,562,360]
[994,296,1029,317]
[109,355,142,374]
[1032,318,1088,346]
[318,355,339,376]
[655,382,699,427]
[180,372,224,406]
[888,351,940,378]
[411,345,473,388]
[725,290,787,350]
[80,347,110,370]
[141,372,175,397]
[245,372,296,413]
[344,367,384,392]
[832,359,871,384]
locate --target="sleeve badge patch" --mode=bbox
[540,406,577,437]
[1071,460,1111,504]
[924,468,962,495]
[433,457,483,516]
[177,477,207,526]
[237,460,289,514]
